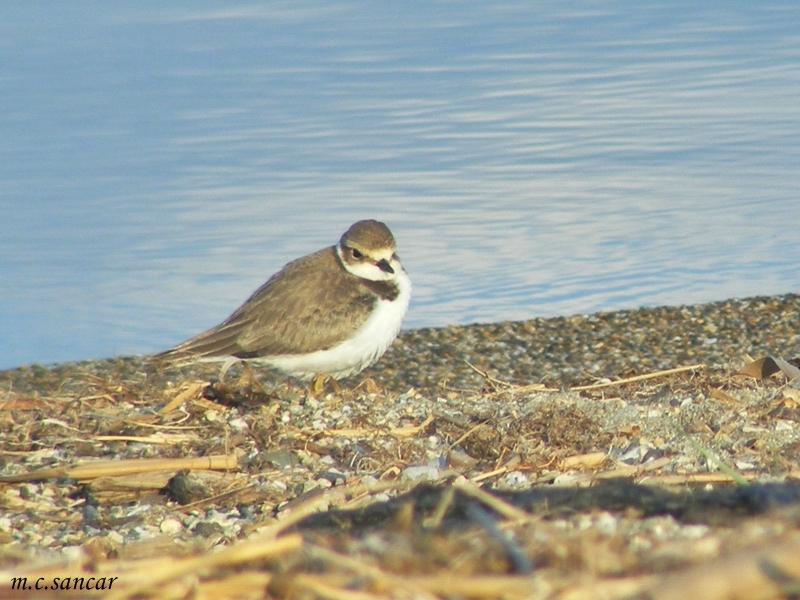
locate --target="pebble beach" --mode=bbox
[1,293,799,599]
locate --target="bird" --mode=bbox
[156,219,411,380]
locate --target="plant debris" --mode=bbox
[2,293,800,599]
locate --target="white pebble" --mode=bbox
[160,518,184,535]
[106,531,125,545]
[228,417,249,431]
[401,465,441,481]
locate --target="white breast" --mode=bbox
[265,267,412,379]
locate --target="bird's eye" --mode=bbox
[351,248,363,259]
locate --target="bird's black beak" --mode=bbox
[376,259,394,274]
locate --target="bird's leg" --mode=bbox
[235,362,268,395]
[354,377,381,394]
[310,373,340,395]
[239,361,253,388]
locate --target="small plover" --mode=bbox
[157,219,411,380]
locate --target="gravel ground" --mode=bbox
[375,292,800,392]
[1,293,799,599]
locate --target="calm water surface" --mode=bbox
[2,2,800,369]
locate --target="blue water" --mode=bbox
[2,2,799,369]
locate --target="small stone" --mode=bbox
[228,417,249,431]
[160,518,184,535]
[106,531,125,545]
[501,471,532,489]
[193,521,225,538]
[401,465,441,481]
[19,484,38,500]
[82,505,99,524]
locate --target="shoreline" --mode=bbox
[3,292,798,393]
[1,291,800,597]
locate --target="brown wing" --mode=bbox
[158,246,376,362]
